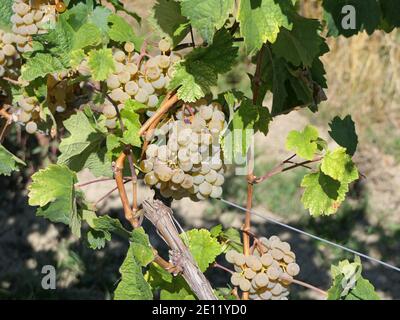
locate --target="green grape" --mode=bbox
[103,104,117,119]
[140,160,153,173]
[147,94,158,108]
[239,278,251,292]
[230,273,242,287]
[114,50,126,62]
[267,267,281,280]
[254,273,269,288]
[271,283,283,296]
[135,88,149,103]
[225,250,237,263]
[199,181,212,196]
[118,71,131,84]
[192,174,205,185]
[233,253,246,266]
[157,55,170,69]
[286,263,300,277]
[259,290,272,300]
[283,252,296,264]
[124,42,135,53]
[105,118,117,129]
[181,175,193,189]
[171,169,185,184]
[154,163,173,182]
[158,38,171,52]
[244,268,256,280]
[199,105,213,120]
[125,81,139,95]
[25,121,37,134]
[125,63,138,75]
[260,253,273,267]
[204,170,217,183]
[271,248,284,261]
[146,144,158,158]
[144,172,158,185]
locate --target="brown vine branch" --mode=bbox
[279,273,327,297]
[213,262,234,275]
[253,156,323,184]
[142,199,218,300]
[114,151,139,228]
[138,92,179,136]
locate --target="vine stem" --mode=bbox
[279,273,327,297]
[213,262,234,274]
[253,156,323,184]
[115,151,139,228]
[138,92,178,136]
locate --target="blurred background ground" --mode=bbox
[1,0,400,299]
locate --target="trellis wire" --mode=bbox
[219,198,400,273]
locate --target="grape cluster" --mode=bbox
[226,235,300,300]
[102,39,180,128]
[14,95,41,134]
[11,0,56,53]
[0,30,20,78]
[142,100,226,201]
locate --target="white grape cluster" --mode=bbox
[226,236,300,300]
[13,96,41,134]
[102,39,180,129]
[0,30,20,78]
[11,0,56,53]
[141,100,226,201]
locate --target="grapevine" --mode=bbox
[0,0,396,302]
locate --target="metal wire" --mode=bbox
[220,198,400,273]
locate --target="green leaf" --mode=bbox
[301,170,348,217]
[272,15,324,67]
[238,0,292,53]
[328,115,358,156]
[256,46,328,116]
[168,29,238,102]
[130,227,155,267]
[184,229,223,272]
[28,165,82,237]
[169,61,216,103]
[70,49,87,68]
[328,258,380,300]
[87,229,111,250]
[145,263,195,300]
[114,243,153,300]
[225,98,271,157]
[21,53,66,81]
[88,48,115,81]
[108,14,143,49]
[90,215,131,239]
[83,213,130,250]
[0,0,13,30]
[286,125,319,160]
[0,145,25,176]
[151,0,189,46]
[321,147,359,183]
[380,0,400,28]
[73,23,102,50]
[57,110,112,177]
[322,0,381,37]
[120,103,142,147]
[181,0,234,43]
